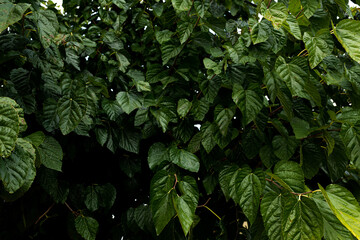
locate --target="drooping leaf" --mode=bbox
[177,99,192,119]
[303,32,332,68]
[57,97,85,135]
[37,136,63,172]
[272,135,299,161]
[270,160,305,193]
[0,102,19,157]
[263,2,288,29]
[319,184,360,239]
[33,9,59,48]
[0,1,30,33]
[116,91,143,115]
[239,173,262,224]
[148,143,169,170]
[340,123,360,168]
[172,0,192,11]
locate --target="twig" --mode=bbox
[269,105,283,116]
[244,0,257,7]
[172,174,178,189]
[197,198,211,208]
[35,203,55,224]
[265,178,319,196]
[187,0,195,16]
[267,0,272,8]
[64,202,79,216]
[296,8,304,19]
[265,178,282,190]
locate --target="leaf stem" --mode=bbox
[172,173,178,189]
[35,203,55,224]
[203,206,221,220]
[297,49,307,56]
[295,8,304,19]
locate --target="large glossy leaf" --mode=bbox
[173,176,199,236]
[219,165,238,201]
[270,160,305,193]
[215,107,234,136]
[33,9,59,48]
[263,2,288,29]
[150,170,177,235]
[75,216,99,240]
[0,1,30,33]
[228,165,252,203]
[0,138,35,193]
[57,97,85,135]
[239,173,262,224]
[340,123,360,167]
[0,102,19,157]
[275,56,310,100]
[118,128,141,154]
[312,192,353,240]
[282,197,323,240]
[116,91,143,115]
[303,32,332,68]
[301,0,321,18]
[319,184,360,238]
[169,146,200,172]
[251,20,271,45]
[232,84,263,125]
[177,99,192,119]
[261,192,288,240]
[334,19,360,64]
[272,135,298,161]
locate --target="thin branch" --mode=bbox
[187,0,195,16]
[244,0,257,8]
[267,0,272,8]
[64,202,79,216]
[269,105,283,116]
[266,178,319,196]
[35,203,55,224]
[204,206,221,220]
[197,198,211,208]
[265,178,282,190]
[296,8,304,19]
[172,173,178,189]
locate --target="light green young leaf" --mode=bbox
[312,192,353,240]
[263,2,288,29]
[334,19,360,64]
[290,117,310,139]
[319,184,360,239]
[75,216,99,240]
[172,0,192,11]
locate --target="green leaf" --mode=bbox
[57,97,85,135]
[103,31,123,50]
[263,2,288,29]
[116,91,143,115]
[42,98,59,132]
[74,216,99,240]
[0,1,30,33]
[150,170,176,235]
[65,48,80,71]
[172,0,192,11]
[232,84,263,125]
[290,117,310,139]
[24,131,45,147]
[261,192,288,240]
[340,123,360,167]
[0,102,19,157]
[229,166,252,203]
[271,160,305,193]
[148,143,169,170]
[312,192,353,240]
[33,9,59,48]
[115,53,130,72]
[101,98,122,121]
[334,19,360,64]
[200,75,222,103]
[301,0,321,18]
[272,135,298,161]
[177,99,192,119]
[283,15,302,40]
[161,43,182,65]
[194,0,210,18]
[173,176,199,235]
[215,107,234,136]
[275,56,310,100]
[0,138,35,193]
[38,136,63,172]
[127,69,151,92]
[155,30,174,44]
[84,185,99,212]
[201,122,216,153]
[169,146,200,172]
[319,184,360,239]
[118,128,140,154]
[239,173,262,224]
[282,197,323,240]
[177,21,194,45]
[219,165,238,201]
[303,32,331,68]
[251,20,271,45]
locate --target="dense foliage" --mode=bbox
[2,0,360,239]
